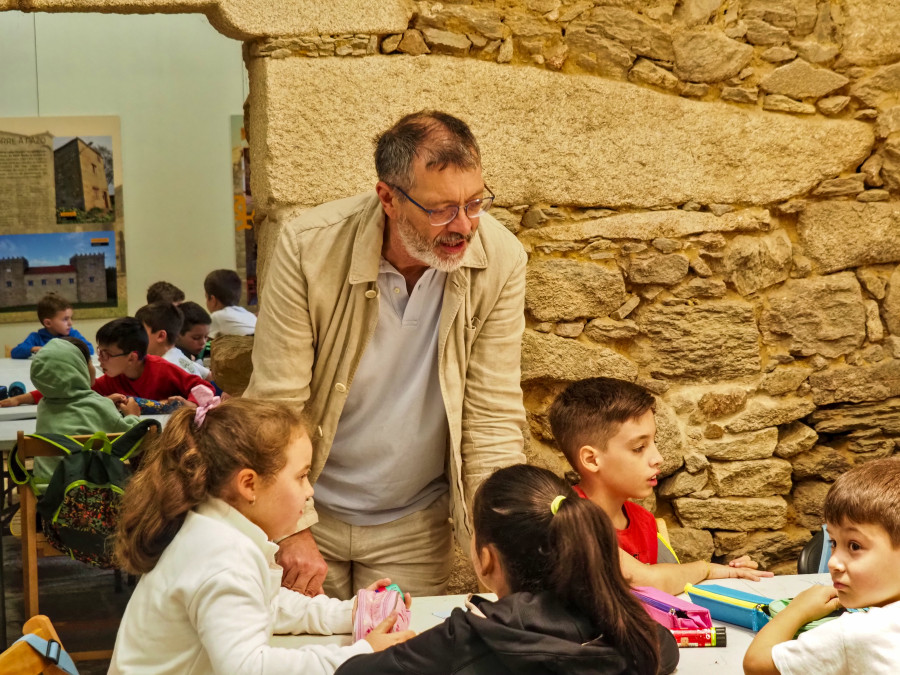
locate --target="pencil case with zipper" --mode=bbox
[632,586,712,630]
[684,584,773,631]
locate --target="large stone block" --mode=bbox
[673,27,754,83]
[247,55,874,211]
[726,230,792,296]
[636,302,760,381]
[526,259,626,322]
[667,527,714,563]
[775,421,818,458]
[658,468,708,498]
[759,272,866,358]
[211,0,412,38]
[209,335,254,396]
[807,396,900,435]
[808,360,900,405]
[569,6,673,62]
[627,253,690,285]
[674,496,788,531]
[791,445,854,481]
[798,202,900,273]
[883,265,900,336]
[520,330,638,382]
[701,427,778,460]
[841,0,900,67]
[656,397,687,477]
[708,458,793,496]
[759,59,848,99]
[851,63,900,109]
[791,480,831,529]
[520,209,769,245]
[715,527,811,570]
[725,396,816,434]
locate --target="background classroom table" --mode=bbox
[272,573,833,674]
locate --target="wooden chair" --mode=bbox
[15,430,146,661]
[0,615,73,674]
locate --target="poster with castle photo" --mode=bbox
[231,115,257,307]
[0,116,126,323]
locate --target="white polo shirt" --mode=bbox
[313,258,449,526]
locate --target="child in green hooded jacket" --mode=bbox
[30,337,141,492]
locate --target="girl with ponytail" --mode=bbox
[335,463,678,675]
[110,395,413,675]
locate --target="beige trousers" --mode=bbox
[311,493,453,600]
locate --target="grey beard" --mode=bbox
[396,214,470,273]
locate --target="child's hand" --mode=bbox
[708,562,774,582]
[363,578,412,609]
[727,555,759,569]
[362,614,415,652]
[120,397,140,416]
[0,397,17,408]
[783,584,841,624]
[108,393,127,406]
[31,346,41,354]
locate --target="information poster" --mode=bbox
[231,115,257,307]
[0,116,126,323]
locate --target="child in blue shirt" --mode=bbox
[11,293,94,359]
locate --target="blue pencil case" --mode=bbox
[684,584,773,631]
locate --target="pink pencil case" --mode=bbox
[352,589,411,641]
[632,586,712,630]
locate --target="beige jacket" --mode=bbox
[245,192,527,551]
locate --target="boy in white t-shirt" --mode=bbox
[204,269,256,338]
[744,457,900,675]
[136,301,208,379]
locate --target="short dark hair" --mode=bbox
[374,110,481,190]
[549,378,655,470]
[96,317,149,360]
[179,301,211,334]
[37,293,71,322]
[146,281,185,305]
[135,302,184,346]
[825,457,900,548]
[204,269,242,307]
[59,336,91,364]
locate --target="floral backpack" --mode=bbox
[10,419,160,567]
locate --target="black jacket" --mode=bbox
[335,592,679,675]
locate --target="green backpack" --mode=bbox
[9,419,160,568]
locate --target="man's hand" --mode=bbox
[363,614,416,652]
[276,528,328,597]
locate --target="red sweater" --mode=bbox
[91,355,213,403]
[573,485,658,564]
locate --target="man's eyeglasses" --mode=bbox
[391,184,495,227]
[97,349,130,361]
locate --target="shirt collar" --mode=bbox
[194,497,279,563]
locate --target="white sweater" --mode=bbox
[109,498,372,674]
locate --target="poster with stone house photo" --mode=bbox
[0,116,126,323]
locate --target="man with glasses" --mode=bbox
[246,111,527,599]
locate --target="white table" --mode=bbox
[271,575,832,673]
[0,357,34,394]
[0,414,170,451]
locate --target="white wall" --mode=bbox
[0,11,245,350]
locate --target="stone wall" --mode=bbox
[6,0,900,574]
[242,0,899,573]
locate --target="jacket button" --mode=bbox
[364,289,377,299]
[335,383,347,393]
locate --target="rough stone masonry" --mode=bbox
[8,0,900,580]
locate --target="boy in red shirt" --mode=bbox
[548,377,772,596]
[93,317,213,406]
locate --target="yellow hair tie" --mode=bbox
[550,495,566,515]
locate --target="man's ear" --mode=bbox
[375,181,399,219]
[578,444,603,474]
